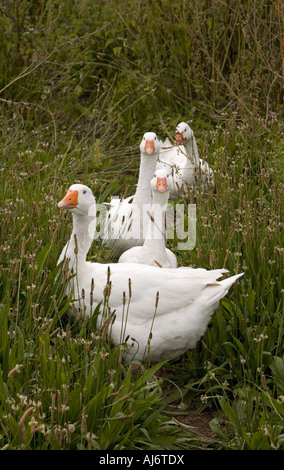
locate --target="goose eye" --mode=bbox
[83,190,87,194]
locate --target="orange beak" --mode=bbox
[157,177,168,192]
[145,139,155,155]
[58,189,78,209]
[175,132,184,145]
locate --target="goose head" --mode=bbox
[58,184,95,216]
[175,122,194,145]
[151,169,171,194]
[140,132,161,156]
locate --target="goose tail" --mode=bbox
[220,272,244,290]
[202,272,244,308]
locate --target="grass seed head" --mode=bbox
[81,407,87,434]
[8,364,24,379]
[19,407,34,427]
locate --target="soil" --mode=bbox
[165,403,218,443]
[154,367,222,449]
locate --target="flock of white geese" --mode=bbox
[57,122,243,363]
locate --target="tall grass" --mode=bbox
[0,0,282,131]
[0,0,283,450]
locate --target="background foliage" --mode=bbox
[0,0,283,450]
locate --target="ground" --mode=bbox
[152,366,221,448]
[165,402,219,448]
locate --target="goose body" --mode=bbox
[58,184,243,362]
[118,169,177,268]
[103,132,161,256]
[156,137,176,171]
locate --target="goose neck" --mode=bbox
[143,190,168,248]
[133,152,157,206]
[184,136,199,166]
[68,212,95,262]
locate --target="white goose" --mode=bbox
[103,132,161,256]
[157,122,214,201]
[58,184,243,363]
[118,169,177,268]
[175,122,215,193]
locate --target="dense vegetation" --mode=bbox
[0,0,283,450]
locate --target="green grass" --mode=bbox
[0,0,283,450]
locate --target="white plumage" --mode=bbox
[118,169,177,268]
[103,132,161,256]
[157,122,215,201]
[57,184,243,363]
